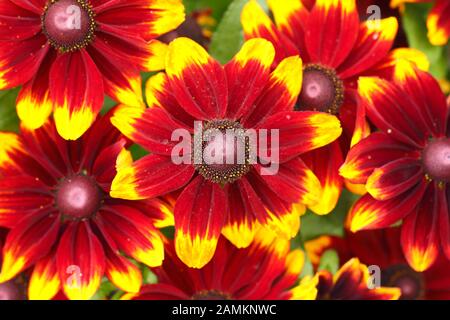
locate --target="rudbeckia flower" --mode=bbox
[122,230,314,300]
[340,61,450,272]
[241,0,415,214]
[0,110,173,300]
[307,258,401,300]
[0,0,185,140]
[306,228,450,299]
[391,0,450,46]
[110,37,342,268]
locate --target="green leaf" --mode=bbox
[209,0,247,64]
[299,189,360,242]
[0,88,20,132]
[402,3,448,79]
[317,249,339,274]
[209,0,268,64]
[184,0,234,21]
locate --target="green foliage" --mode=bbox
[209,0,268,64]
[0,88,20,132]
[318,249,340,274]
[402,3,449,79]
[209,0,247,64]
[299,190,360,242]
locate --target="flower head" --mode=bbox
[110,37,342,268]
[307,228,450,299]
[311,258,401,300]
[240,0,420,214]
[340,61,450,271]
[122,230,310,300]
[0,0,185,140]
[0,110,172,300]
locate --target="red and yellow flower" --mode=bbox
[110,37,342,268]
[240,0,429,214]
[307,258,401,300]
[391,0,450,46]
[340,61,450,272]
[306,228,450,299]
[122,230,315,300]
[240,0,400,214]
[0,0,185,140]
[0,110,172,300]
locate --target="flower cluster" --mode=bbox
[0,0,449,301]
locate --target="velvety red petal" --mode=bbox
[174,176,227,268]
[305,0,359,68]
[401,184,441,272]
[224,39,274,119]
[56,221,105,300]
[49,50,104,140]
[347,182,428,232]
[0,212,59,282]
[110,154,195,200]
[166,38,228,120]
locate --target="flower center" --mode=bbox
[297,64,344,114]
[56,175,102,219]
[0,281,23,300]
[191,290,231,300]
[422,138,450,182]
[42,0,95,52]
[194,120,251,185]
[382,264,424,300]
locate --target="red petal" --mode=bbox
[56,222,105,300]
[224,39,274,119]
[110,154,195,200]
[401,184,441,272]
[97,204,164,268]
[0,36,49,90]
[166,38,228,120]
[17,50,56,130]
[49,50,104,140]
[0,1,41,40]
[366,158,423,201]
[257,111,342,162]
[427,0,450,46]
[340,132,418,184]
[174,176,227,268]
[94,0,185,40]
[303,141,343,215]
[0,176,53,228]
[347,182,428,232]
[242,56,303,128]
[28,253,60,300]
[338,18,398,79]
[305,0,359,68]
[0,212,59,282]
[111,105,191,156]
[358,76,432,147]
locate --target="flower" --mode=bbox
[0,0,185,140]
[110,37,342,269]
[0,110,173,300]
[122,230,314,300]
[308,258,401,300]
[340,61,450,272]
[306,228,450,299]
[240,0,428,214]
[391,0,450,46]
